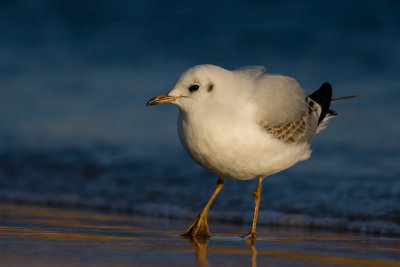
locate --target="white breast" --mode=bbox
[177,108,312,180]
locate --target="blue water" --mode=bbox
[1,0,399,235]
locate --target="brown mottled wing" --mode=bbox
[260,97,320,144]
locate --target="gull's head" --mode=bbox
[146,65,233,112]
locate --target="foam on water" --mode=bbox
[0,143,399,236]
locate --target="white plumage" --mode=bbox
[170,65,314,180]
[146,64,355,238]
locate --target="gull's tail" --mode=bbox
[308,83,358,133]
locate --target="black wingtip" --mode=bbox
[308,82,333,124]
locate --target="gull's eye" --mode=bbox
[188,84,200,92]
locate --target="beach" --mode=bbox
[1,203,399,267]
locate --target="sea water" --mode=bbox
[0,0,399,235]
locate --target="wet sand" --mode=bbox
[0,203,399,266]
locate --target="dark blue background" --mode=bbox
[0,0,399,234]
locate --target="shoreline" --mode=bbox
[2,199,399,237]
[1,203,399,266]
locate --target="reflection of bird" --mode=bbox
[246,238,257,267]
[147,65,357,238]
[186,237,209,267]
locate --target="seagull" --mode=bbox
[146,64,356,238]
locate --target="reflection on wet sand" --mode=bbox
[246,238,257,267]
[187,236,258,267]
[185,236,210,267]
[1,204,400,266]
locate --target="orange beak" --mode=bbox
[146,93,182,106]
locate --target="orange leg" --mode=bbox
[245,178,263,239]
[182,176,224,237]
